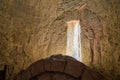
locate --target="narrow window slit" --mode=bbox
[66,20,82,62]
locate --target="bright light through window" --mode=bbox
[66,20,82,61]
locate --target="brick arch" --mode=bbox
[14,55,106,80]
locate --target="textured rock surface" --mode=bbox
[0,0,120,80]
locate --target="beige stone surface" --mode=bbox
[0,0,120,80]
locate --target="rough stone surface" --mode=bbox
[0,0,120,80]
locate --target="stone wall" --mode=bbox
[0,0,120,80]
